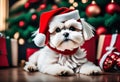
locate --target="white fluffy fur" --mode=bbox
[24,19,102,76]
[49,19,84,51]
[33,33,46,47]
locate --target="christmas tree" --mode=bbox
[0,0,119,69]
[5,0,120,45]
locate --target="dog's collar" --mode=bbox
[47,44,79,55]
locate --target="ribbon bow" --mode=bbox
[99,34,120,71]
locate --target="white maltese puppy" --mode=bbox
[24,7,102,75]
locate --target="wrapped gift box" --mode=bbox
[26,48,39,61]
[97,34,120,71]
[81,36,97,63]
[97,34,120,63]
[0,37,9,67]
[18,41,38,63]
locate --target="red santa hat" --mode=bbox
[33,7,80,47]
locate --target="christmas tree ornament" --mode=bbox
[73,2,78,8]
[106,0,120,14]
[19,38,25,45]
[69,0,74,4]
[24,2,30,9]
[14,32,20,39]
[19,20,25,27]
[52,5,58,10]
[81,0,88,4]
[55,0,61,3]
[96,26,107,35]
[37,3,46,11]
[11,0,27,11]
[24,0,40,9]
[39,4,46,10]
[69,6,75,9]
[85,0,101,17]
[29,8,36,13]
[31,14,37,21]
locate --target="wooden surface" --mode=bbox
[0,67,120,82]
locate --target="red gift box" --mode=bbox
[0,37,9,67]
[26,48,39,61]
[97,34,120,63]
[81,36,97,63]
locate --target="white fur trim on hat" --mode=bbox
[33,33,46,47]
[51,10,80,22]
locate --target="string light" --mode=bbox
[55,0,61,3]
[14,32,19,39]
[69,6,75,9]
[69,0,74,4]
[81,0,88,4]
[19,38,25,45]
[73,2,78,7]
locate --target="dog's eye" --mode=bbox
[55,27,61,33]
[69,26,76,31]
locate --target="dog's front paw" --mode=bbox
[58,67,74,76]
[24,62,38,72]
[80,66,102,75]
[48,66,74,76]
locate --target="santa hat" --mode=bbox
[33,7,80,47]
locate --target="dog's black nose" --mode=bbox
[63,32,69,37]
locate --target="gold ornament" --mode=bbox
[81,0,88,4]
[73,2,78,7]
[14,32,19,39]
[85,0,101,17]
[69,0,74,4]
[19,38,25,45]
[69,6,75,9]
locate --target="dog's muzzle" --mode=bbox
[63,32,70,41]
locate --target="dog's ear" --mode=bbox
[81,19,94,40]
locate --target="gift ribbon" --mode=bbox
[106,34,117,51]
[99,34,119,69]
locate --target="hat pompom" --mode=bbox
[33,33,46,47]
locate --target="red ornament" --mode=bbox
[106,2,120,14]
[37,4,46,11]
[86,1,101,17]
[19,20,25,27]
[24,2,30,9]
[52,5,58,10]
[96,26,107,35]
[31,14,37,21]
[40,4,46,10]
